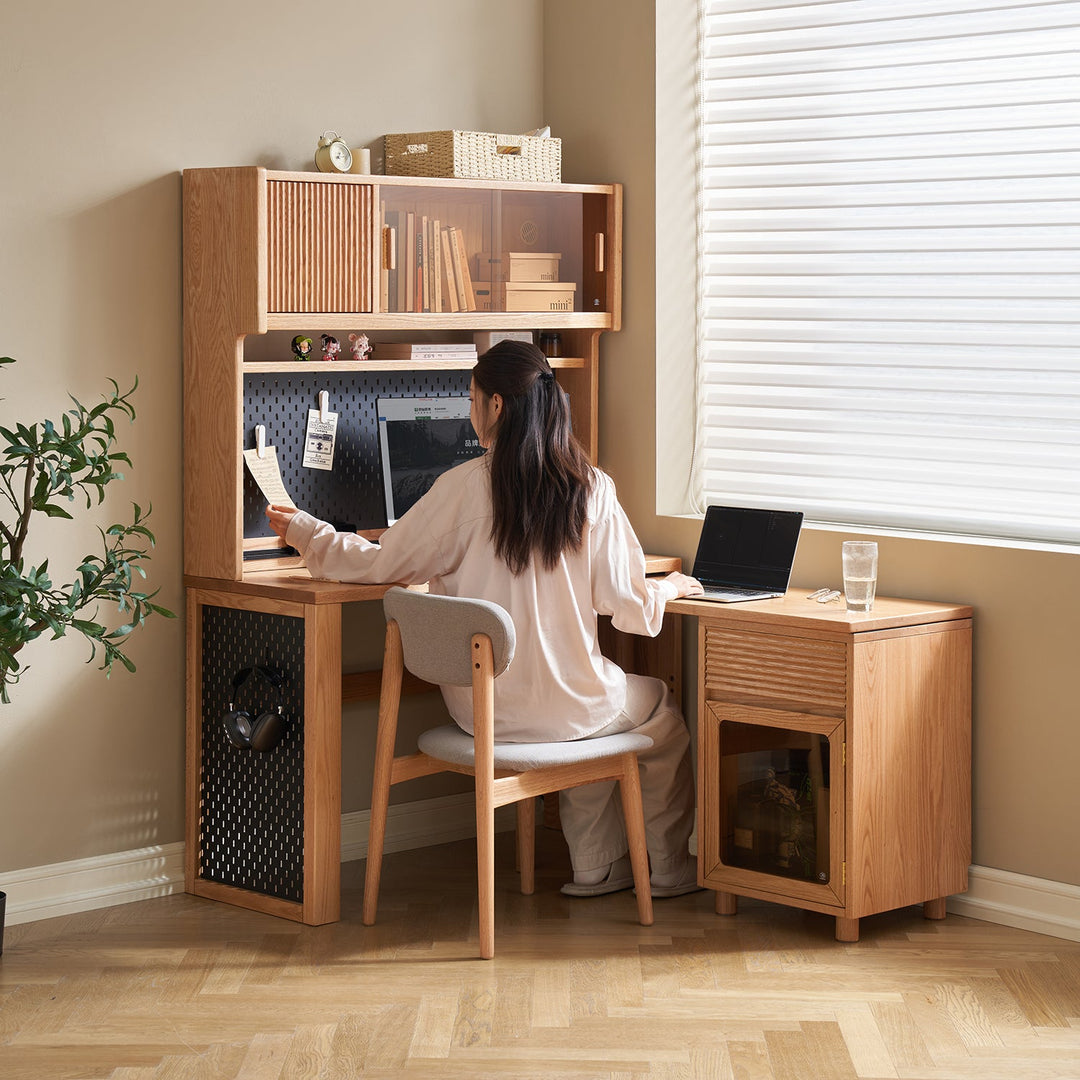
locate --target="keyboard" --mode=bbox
[700,585,780,602]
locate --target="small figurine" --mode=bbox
[320,333,341,362]
[348,332,371,361]
[291,335,313,361]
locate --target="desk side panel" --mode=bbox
[183,167,266,579]
[848,625,972,917]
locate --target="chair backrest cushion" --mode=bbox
[383,587,516,687]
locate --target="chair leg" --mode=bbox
[476,781,496,959]
[363,622,403,927]
[516,798,536,895]
[473,633,497,959]
[619,753,654,927]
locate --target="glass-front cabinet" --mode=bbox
[262,172,617,324]
[378,184,611,317]
[701,702,846,913]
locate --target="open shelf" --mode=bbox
[242,356,586,374]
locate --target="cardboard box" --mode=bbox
[505,281,577,313]
[509,252,562,282]
[472,282,505,313]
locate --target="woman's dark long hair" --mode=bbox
[472,340,594,574]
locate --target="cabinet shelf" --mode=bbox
[263,313,612,332]
[243,356,586,374]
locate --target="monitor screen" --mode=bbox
[377,396,485,524]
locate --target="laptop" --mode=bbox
[690,505,804,602]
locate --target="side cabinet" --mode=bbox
[689,593,972,942]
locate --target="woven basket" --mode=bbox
[383,130,562,183]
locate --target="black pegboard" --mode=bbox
[242,369,473,539]
[199,604,306,902]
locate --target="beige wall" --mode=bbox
[0,0,543,872]
[544,0,1080,888]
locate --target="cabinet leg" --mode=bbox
[835,916,860,942]
[924,897,947,921]
[715,890,737,916]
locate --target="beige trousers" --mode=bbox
[558,673,695,876]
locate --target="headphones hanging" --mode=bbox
[223,665,287,753]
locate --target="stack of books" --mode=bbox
[381,208,478,314]
[369,342,479,363]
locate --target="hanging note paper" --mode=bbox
[243,445,296,508]
[302,407,338,470]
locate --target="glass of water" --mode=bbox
[841,541,878,613]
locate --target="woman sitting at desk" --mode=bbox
[266,340,703,898]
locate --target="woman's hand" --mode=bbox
[665,571,704,598]
[265,504,298,541]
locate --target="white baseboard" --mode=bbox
[0,844,187,927]
[948,865,1080,942]
[0,793,514,928]
[339,791,516,864]
[7,829,1077,945]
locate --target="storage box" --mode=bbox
[508,252,562,282]
[505,281,577,313]
[383,130,562,183]
[473,251,504,282]
[472,282,505,313]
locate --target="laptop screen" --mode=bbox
[691,506,804,591]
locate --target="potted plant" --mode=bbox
[0,355,174,704]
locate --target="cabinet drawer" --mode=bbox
[703,627,846,715]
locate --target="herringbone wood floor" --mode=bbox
[2,828,1079,1080]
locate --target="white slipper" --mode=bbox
[649,857,703,899]
[560,854,635,897]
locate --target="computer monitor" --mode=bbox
[377,396,485,524]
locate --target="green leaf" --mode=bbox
[38,504,74,520]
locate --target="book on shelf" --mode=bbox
[372,342,478,360]
[449,226,476,312]
[440,227,460,313]
[405,212,416,313]
[431,218,443,314]
[420,214,430,313]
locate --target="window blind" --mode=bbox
[697,0,1080,547]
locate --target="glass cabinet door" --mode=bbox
[377,184,610,316]
[702,703,845,908]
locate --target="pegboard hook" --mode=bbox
[255,424,267,459]
[319,390,330,423]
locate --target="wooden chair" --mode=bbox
[363,586,655,959]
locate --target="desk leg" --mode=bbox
[924,897,947,921]
[716,890,738,916]
[302,602,341,925]
[835,916,860,942]
[186,588,342,926]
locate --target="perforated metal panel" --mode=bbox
[243,369,473,539]
[199,604,306,902]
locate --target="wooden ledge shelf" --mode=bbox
[243,356,587,374]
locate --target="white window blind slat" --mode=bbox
[696,0,1080,547]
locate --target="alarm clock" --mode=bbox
[315,131,353,174]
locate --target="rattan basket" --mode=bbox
[383,130,562,183]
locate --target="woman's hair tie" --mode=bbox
[539,370,555,382]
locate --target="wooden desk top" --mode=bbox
[667,587,972,634]
[185,554,684,605]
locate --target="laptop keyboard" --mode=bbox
[702,585,766,599]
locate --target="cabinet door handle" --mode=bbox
[595,232,605,273]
